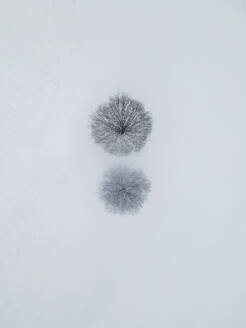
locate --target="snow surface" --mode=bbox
[1,0,246,327]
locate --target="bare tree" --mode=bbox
[90,93,152,156]
[99,166,151,215]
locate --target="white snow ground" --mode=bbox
[0,0,246,327]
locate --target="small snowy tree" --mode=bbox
[99,166,151,215]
